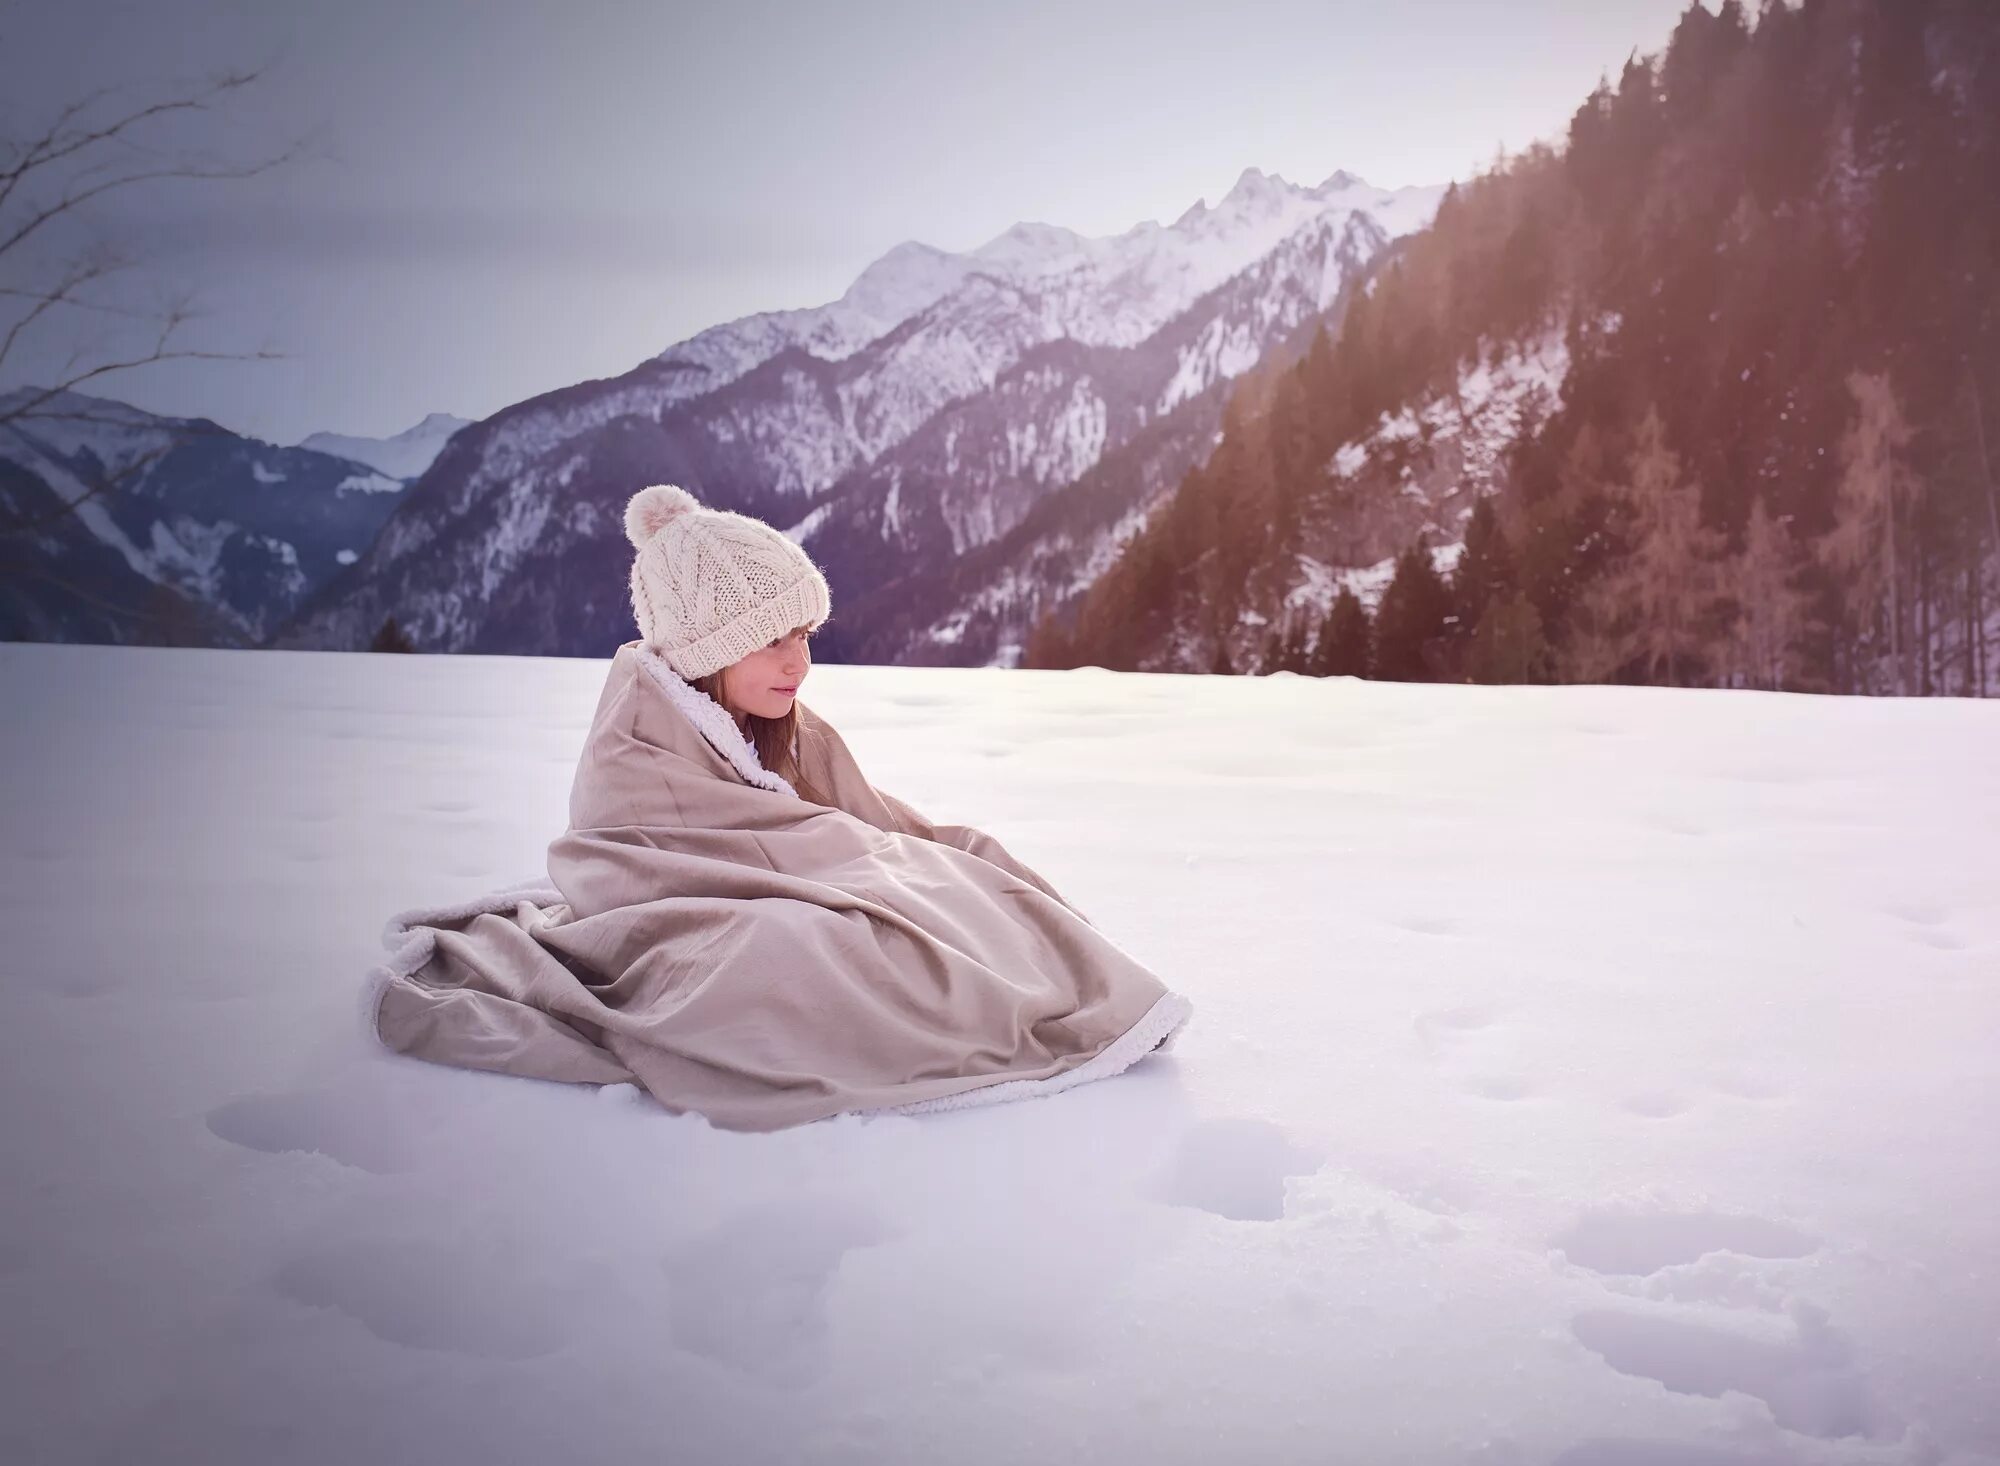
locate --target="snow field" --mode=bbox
[1,642,1995,1465]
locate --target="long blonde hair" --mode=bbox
[692,669,828,806]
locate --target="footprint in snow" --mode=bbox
[272,1237,588,1361]
[1569,1306,1894,1441]
[1461,1073,1541,1102]
[1552,1208,1819,1277]
[660,1195,896,1385]
[1411,1005,1496,1045]
[1387,912,1460,937]
[1149,1117,1323,1222]
[206,1089,423,1174]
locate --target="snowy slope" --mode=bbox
[4,641,1997,1465]
[298,413,473,482]
[276,168,1442,660]
[1173,329,1573,674]
[796,203,1399,667]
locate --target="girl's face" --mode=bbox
[719,624,813,724]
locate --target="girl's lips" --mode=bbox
[773,686,798,696]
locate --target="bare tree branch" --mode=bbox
[0,69,265,217]
[0,54,304,640]
[0,145,301,260]
[0,251,127,372]
[2,293,288,434]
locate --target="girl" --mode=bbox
[364,484,1191,1131]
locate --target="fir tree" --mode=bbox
[1373,539,1454,681]
[1598,406,1729,685]
[1719,494,1812,689]
[1554,575,1635,684]
[370,616,416,654]
[1452,495,1517,657]
[1464,590,1549,684]
[1816,369,1920,694]
[1315,588,1372,678]
[1455,497,1514,617]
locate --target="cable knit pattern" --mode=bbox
[624,483,832,680]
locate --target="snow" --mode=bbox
[1301,541,1466,616]
[652,166,1444,403]
[0,385,179,470]
[1311,333,1573,574]
[1284,555,1338,616]
[1338,553,1403,611]
[5,640,1997,1466]
[145,515,240,601]
[781,501,835,546]
[334,471,406,497]
[299,413,473,481]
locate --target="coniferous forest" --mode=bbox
[1028,0,2000,696]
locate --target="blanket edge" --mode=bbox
[359,875,563,1049]
[856,988,1195,1122]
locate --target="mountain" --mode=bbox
[298,412,472,482]
[0,388,412,645]
[1037,0,2000,698]
[272,167,1444,659]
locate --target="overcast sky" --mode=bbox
[1,0,1703,446]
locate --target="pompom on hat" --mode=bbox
[623,483,831,681]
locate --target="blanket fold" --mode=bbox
[365,641,1192,1131]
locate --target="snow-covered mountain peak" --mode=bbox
[298,412,472,482]
[0,385,186,470]
[835,240,972,331]
[623,164,1441,448]
[969,219,1094,274]
[1221,164,1290,205]
[1311,167,1367,194]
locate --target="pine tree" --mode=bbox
[1554,575,1635,684]
[1373,539,1454,681]
[1816,370,1920,694]
[1719,494,1812,689]
[1464,590,1549,684]
[1456,497,1514,617]
[1600,406,1729,685]
[370,616,416,654]
[1452,495,1516,657]
[1315,588,1372,677]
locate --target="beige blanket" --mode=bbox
[364,640,1193,1131]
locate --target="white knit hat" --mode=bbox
[624,484,831,680]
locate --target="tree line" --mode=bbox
[1030,0,2000,697]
